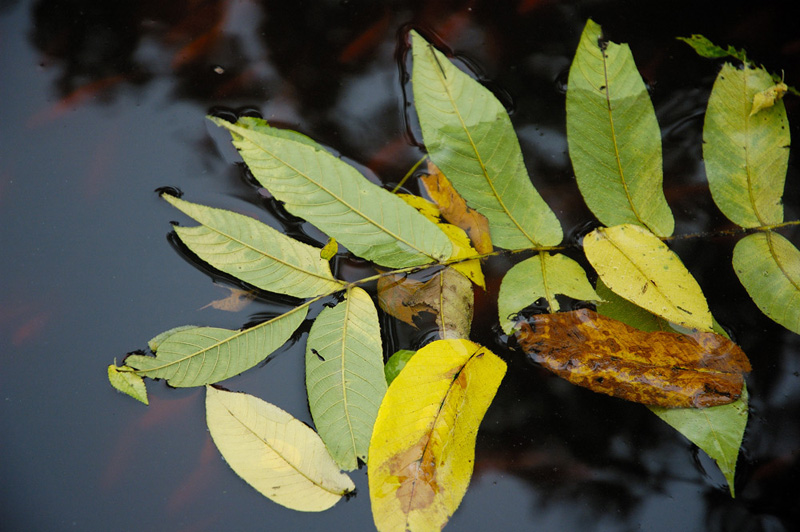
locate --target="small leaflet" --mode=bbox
[108,364,148,405]
[750,82,788,116]
[320,237,339,260]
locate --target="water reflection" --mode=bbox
[12,0,800,530]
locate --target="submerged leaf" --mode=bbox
[703,63,789,227]
[368,339,506,532]
[165,194,345,298]
[200,286,256,312]
[125,307,307,387]
[498,253,600,334]
[584,224,712,331]
[515,309,750,408]
[420,161,493,254]
[733,231,800,334]
[210,116,452,268]
[205,386,354,511]
[566,19,674,237]
[596,283,749,496]
[411,30,562,249]
[108,364,148,405]
[306,286,387,471]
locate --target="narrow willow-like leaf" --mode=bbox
[596,281,748,497]
[306,286,387,471]
[411,30,562,249]
[165,195,345,298]
[498,253,600,334]
[733,231,800,334]
[566,19,674,237]
[108,365,148,405]
[368,339,507,531]
[125,307,307,387]
[703,63,790,228]
[206,386,354,511]
[210,116,452,268]
[584,224,712,331]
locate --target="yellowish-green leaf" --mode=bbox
[566,19,674,237]
[438,223,485,289]
[165,194,345,298]
[733,231,800,334]
[210,116,452,268]
[703,63,790,227]
[596,280,748,497]
[750,82,788,116]
[108,364,148,405]
[205,386,354,511]
[368,339,506,532]
[411,30,562,249]
[125,306,307,387]
[306,286,387,471]
[498,253,600,334]
[320,238,338,260]
[584,224,712,331]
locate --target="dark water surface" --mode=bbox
[2,1,799,531]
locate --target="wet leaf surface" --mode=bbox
[514,309,751,408]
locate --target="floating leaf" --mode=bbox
[677,34,748,63]
[566,19,674,237]
[125,307,307,387]
[515,309,750,408]
[411,30,562,249]
[306,286,387,471]
[200,286,256,312]
[596,282,749,496]
[205,386,354,511]
[438,223,485,289]
[108,364,148,405]
[750,82,788,116]
[498,253,600,334]
[165,194,345,298]
[320,238,338,260]
[703,63,789,228]
[584,224,712,331]
[397,193,441,223]
[377,268,473,339]
[733,231,800,334]
[384,350,416,385]
[211,116,452,268]
[368,339,506,531]
[420,161,493,254]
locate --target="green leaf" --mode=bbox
[677,35,748,63]
[703,63,790,228]
[498,253,600,334]
[210,116,452,268]
[596,280,748,497]
[164,195,345,298]
[410,30,562,249]
[584,224,712,331]
[125,306,307,387]
[206,386,355,511]
[306,286,387,471]
[108,364,148,405]
[733,231,800,334]
[566,19,674,237]
[651,387,749,498]
[384,350,415,385]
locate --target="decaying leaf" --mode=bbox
[368,339,506,532]
[515,309,751,408]
[420,161,493,254]
[200,286,256,312]
[377,268,473,339]
[108,364,148,405]
[206,386,355,512]
[750,81,789,116]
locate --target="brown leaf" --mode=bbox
[421,161,493,254]
[377,268,473,339]
[514,309,751,408]
[200,287,256,312]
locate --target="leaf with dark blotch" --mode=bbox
[515,309,751,408]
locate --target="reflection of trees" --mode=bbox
[28,0,800,529]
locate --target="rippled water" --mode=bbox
[1,1,798,530]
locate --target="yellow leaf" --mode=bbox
[438,223,485,289]
[750,81,788,116]
[584,224,712,331]
[199,286,256,312]
[397,193,442,223]
[368,339,506,531]
[205,386,354,512]
[319,237,338,260]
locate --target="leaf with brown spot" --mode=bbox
[420,161,493,254]
[368,339,507,531]
[514,309,750,408]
